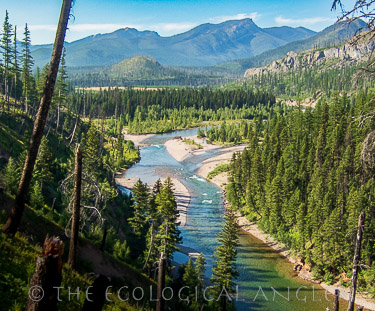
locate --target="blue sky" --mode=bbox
[1,0,356,45]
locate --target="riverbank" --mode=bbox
[115,176,190,227]
[165,135,219,162]
[195,149,375,311]
[196,144,246,190]
[123,133,155,146]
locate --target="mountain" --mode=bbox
[109,55,172,79]
[244,39,374,78]
[31,19,316,67]
[216,19,367,74]
[68,55,234,87]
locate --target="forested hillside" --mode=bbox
[227,91,375,293]
[66,87,275,134]
[2,1,375,310]
[0,9,241,311]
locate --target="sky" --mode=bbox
[1,0,357,45]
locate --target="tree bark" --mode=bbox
[156,252,166,311]
[81,274,110,311]
[99,225,107,252]
[51,197,56,211]
[68,145,82,270]
[348,211,365,311]
[333,289,340,311]
[26,235,64,311]
[143,222,154,272]
[2,0,72,236]
[56,104,60,134]
[69,98,84,146]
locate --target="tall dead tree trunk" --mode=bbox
[348,211,365,311]
[156,252,166,311]
[26,235,64,311]
[143,222,154,272]
[56,104,60,134]
[68,145,82,270]
[2,0,73,236]
[69,98,84,146]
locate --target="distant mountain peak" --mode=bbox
[31,18,339,67]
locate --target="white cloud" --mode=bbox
[275,16,335,26]
[210,12,261,24]
[29,22,197,37]
[29,25,57,32]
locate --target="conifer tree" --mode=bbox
[82,123,101,177]
[2,157,18,194]
[21,23,34,115]
[1,10,13,108]
[182,258,198,302]
[11,25,21,108]
[129,179,149,236]
[54,47,68,134]
[195,253,207,308]
[143,178,162,273]
[2,0,73,235]
[30,182,44,210]
[211,207,239,311]
[155,177,181,259]
[35,136,53,191]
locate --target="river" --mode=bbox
[121,128,343,311]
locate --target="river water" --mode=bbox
[122,128,341,311]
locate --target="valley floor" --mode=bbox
[120,130,375,310]
[168,134,375,311]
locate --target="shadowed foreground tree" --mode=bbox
[26,235,64,311]
[2,0,73,235]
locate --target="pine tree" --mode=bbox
[182,258,198,302]
[21,23,34,115]
[11,25,21,108]
[211,207,239,311]
[155,177,181,260]
[113,239,130,262]
[54,47,68,134]
[2,0,73,235]
[195,253,207,308]
[129,179,149,236]
[143,178,162,273]
[1,10,13,108]
[35,136,54,191]
[82,123,101,177]
[2,157,18,194]
[30,182,44,210]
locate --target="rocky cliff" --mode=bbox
[244,40,374,78]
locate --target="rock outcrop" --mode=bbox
[244,40,374,78]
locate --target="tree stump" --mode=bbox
[26,235,64,311]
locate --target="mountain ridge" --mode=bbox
[31,18,316,67]
[216,19,367,74]
[244,39,374,78]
